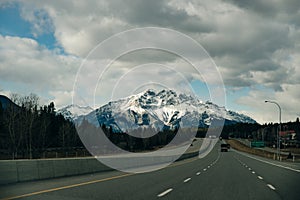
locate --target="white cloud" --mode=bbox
[17,0,130,57]
[237,85,300,123]
[0,35,80,108]
[0,0,299,122]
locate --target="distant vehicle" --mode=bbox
[221,144,228,152]
[226,144,230,149]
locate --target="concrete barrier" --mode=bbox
[17,160,39,182]
[0,160,18,184]
[37,160,54,180]
[0,157,112,185]
[0,150,199,185]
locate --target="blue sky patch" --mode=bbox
[0,3,58,50]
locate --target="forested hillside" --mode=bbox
[0,94,83,159]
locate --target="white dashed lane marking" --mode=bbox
[196,172,201,176]
[258,176,263,180]
[157,188,173,197]
[236,157,278,194]
[267,184,276,190]
[183,178,191,183]
[235,156,279,193]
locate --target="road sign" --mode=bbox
[251,141,265,147]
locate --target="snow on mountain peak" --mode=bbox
[58,89,257,130]
[57,104,93,121]
[94,89,256,132]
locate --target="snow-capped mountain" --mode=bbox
[57,104,93,121]
[59,89,257,131]
[95,89,256,131]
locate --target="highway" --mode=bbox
[1,141,300,200]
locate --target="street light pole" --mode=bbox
[265,100,281,160]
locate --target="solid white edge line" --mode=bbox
[184,178,192,183]
[157,188,173,197]
[267,184,276,190]
[234,150,300,173]
[258,176,263,180]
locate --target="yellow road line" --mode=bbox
[1,173,132,200]
[2,151,214,200]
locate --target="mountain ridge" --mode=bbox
[58,89,257,131]
[0,95,20,110]
[56,104,93,121]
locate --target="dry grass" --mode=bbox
[226,139,280,160]
[281,148,300,154]
[226,139,300,162]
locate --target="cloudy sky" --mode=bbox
[0,0,299,123]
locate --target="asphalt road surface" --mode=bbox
[1,141,300,200]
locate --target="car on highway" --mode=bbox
[221,144,229,152]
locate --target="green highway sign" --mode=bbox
[251,141,265,148]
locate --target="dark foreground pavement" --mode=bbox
[1,141,299,200]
